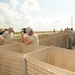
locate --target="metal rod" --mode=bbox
[71,16,73,28]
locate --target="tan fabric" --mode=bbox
[24,46,75,75]
[0,43,47,75]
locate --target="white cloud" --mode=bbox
[0,1,37,31]
[0,0,75,32]
[21,0,41,12]
[0,2,21,29]
[10,0,19,8]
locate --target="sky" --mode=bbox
[0,0,75,32]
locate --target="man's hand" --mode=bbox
[21,32,25,42]
[0,37,4,41]
[21,32,24,37]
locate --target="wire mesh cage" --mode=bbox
[10,38,22,43]
[0,39,17,46]
[0,50,25,75]
[24,46,75,75]
[0,43,47,75]
[39,33,67,48]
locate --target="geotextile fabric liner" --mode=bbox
[0,39,17,46]
[40,33,67,48]
[10,38,22,43]
[0,50,26,75]
[38,32,59,39]
[73,32,75,43]
[0,43,47,53]
[0,43,47,75]
[24,46,75,75]
[10,33,67,49]
[10,32,59,43]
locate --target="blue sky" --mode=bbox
[0,0,75,32]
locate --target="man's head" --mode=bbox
[8,27,13,33]
[26,27,33,35]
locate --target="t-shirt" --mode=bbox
[2,31,14,40]
[26,33,39,45]
[67,30,74,37]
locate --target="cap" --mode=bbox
[8,27,13,32]
[26,27,32,34]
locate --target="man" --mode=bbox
[66,28,74,49]
[21,27,39,45]
[2,27,14,40]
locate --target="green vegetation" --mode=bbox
[14,32,20,34]
[15,31,52,34]
[15,31,59,34]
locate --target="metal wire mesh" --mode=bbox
[0,39,17,46]
[0,50,25,75]
[0,43,47,75]
[39,33,67,48]
[25,46,75,75]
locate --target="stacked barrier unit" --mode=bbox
[0,43,47,75]
[40,33,67,48]
[11,32,68,49]
[10,38,22,43]
[0,39,17,46]
[24,46,75,75]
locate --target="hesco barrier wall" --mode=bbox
[0,43,47,75]
[11,33,67,48]
[0,39,17,46]
[0,50,25,75]
[10,33,59,43]
[11,32,75,47]
[40,33,67,48]
[24,46,75,75]
[38,32,59,39]
[73,32,75,43]
[11,38,22,43]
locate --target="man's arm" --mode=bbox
[21,32,33,45]
[23,38,33,45]
[21,32,25,42]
